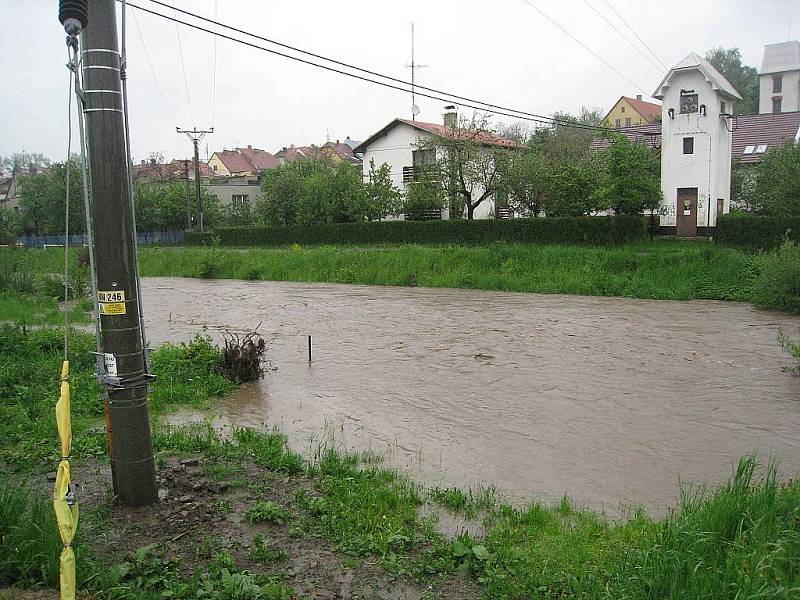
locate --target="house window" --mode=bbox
[773,75,782,93]
[232,194,249,208]
[683,137,694,154]
[412,149,436,167]
[679,93,698,114]
[615,118,621,127]
[772,97,782,114]
[720,101,726,114]
[625,117,631,127]
[621,106,625,113]
[212,164,217,171]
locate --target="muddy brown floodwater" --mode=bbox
[142,277,800,516]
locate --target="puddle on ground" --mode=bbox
[143,277,800,516]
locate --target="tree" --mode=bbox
[364,160,401,221]
[0,152,51,177]
[730,159,757,211]
[528,107,603,166]
[17,160,85,236]
[543,161,603,217]
[751,141,800,216]
[415,115,511,219]
[0,207,24,243]
[498,148,551,217]
[705,48,759,115]
[403,168,446,219]
[258,162,303,225]
[594,135,661,214]
[134,180,219,230]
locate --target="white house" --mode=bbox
[353,108,518,219]
[653,53,741,236]
[759,41,800,114]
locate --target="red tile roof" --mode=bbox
[213,150,257,174]
[236,147,281,170]
[622,96,661,121]
[323,141,359,161]
[397,119,520,148]
[590,112,800,163]
[730,112,800,163]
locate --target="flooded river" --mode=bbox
[142,277,800,515]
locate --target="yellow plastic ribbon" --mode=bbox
[54,360,78,600]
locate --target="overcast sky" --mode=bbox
[3,0,799,164]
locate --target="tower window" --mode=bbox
[720,101,726,114]
[772,97,782,114]
[773,75,782,94]
[683,137,694,154]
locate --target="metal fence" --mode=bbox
[15,230,185,248]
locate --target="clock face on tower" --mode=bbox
[679,93,699,114]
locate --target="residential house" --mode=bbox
[354,107,518,220]
[759,41,800,114]
[602,95,661,128]
[206,175,262,211]
[208,146,279,176]
[0,175,21,212]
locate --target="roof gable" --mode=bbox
[653,52,742,101]
[354,118,519,153]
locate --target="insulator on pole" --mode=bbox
[59,0,89,36]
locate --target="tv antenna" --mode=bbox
[405,23,428,120]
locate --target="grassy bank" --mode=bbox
[2,240,762,303]
[2,315,799,597]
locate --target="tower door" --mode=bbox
[676,188,698,237]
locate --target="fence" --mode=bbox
[16,230,185,248]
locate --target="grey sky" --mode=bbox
[3,0,799,164]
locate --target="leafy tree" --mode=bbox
[219,202,254,227]
[364,160,401,221]
[705,48,759,115]
[0,207,24,243]
[528,107,603,166]
[543,161,603,217]
[594,135,661,214]
[403,168,446,219]
[498,148,551,217]
[134,180,219,230]
[751,141,800,216]
[415,115,511,219]
[258,163,303,225]
[17,160,85,236]
[730,159,757,211]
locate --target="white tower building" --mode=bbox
[653,53,741,236]
[759,41,800,114]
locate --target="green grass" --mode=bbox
[0,292,91,325]
[245,500,292,525]
[1,240,760,304]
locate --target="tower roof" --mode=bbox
[652,52,742,101]
[760,41,800,75]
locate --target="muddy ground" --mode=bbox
[2,457,480,600]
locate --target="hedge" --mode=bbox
[185,216,649,247]
[715,213,800,249]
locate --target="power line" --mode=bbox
[600,0,667,70]
[123,0,612,133]
[172,1,196,128]
[131,8,175,125]
[582,0,663,74]
[519,0,650,95]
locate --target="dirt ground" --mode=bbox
[4,457,480,600]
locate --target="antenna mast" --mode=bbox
[405,23,427,120]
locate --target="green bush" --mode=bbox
[715,213,800,250]
[186,216,648,247]
[752,238,800,312]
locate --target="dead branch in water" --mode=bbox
[222,323,273,382]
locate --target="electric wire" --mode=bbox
[121,0,613,132]
[172,0,196,128]
[600,0,668,70]
[131,9,175,125]
[519,0,650,95]
[581,0,663,73]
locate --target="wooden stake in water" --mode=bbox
[308,335,312,362]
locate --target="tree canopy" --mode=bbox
[751,141,800,217]
[705,47,759,115]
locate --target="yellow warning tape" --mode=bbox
[54,360,78,600]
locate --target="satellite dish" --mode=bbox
[412,104,420,116]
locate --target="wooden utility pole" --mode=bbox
[81,0,157,506]
[177,128,213,231]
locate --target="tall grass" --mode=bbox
[0,241,761,303]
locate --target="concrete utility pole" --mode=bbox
[184,158,192,229]
[177,128,213,231]
[81,0,157,506]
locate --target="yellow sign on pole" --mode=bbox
[99,302,126,315]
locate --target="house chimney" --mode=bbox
[247,144,252,149]
[443,105,458,129]
[636,94,642,101]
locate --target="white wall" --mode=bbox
[659,69,733,228]
[759,71,800,114]
[360,121,493,220]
